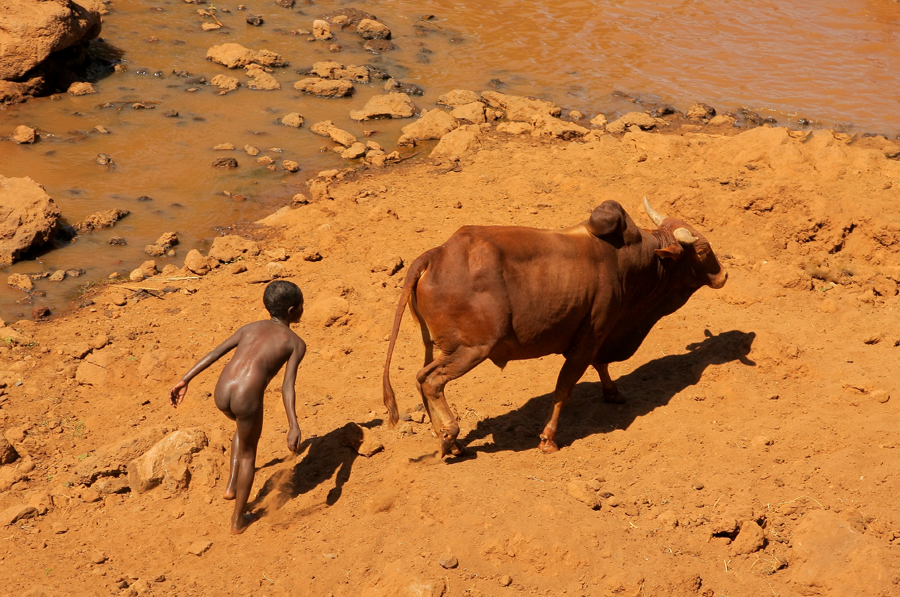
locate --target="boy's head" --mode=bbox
[263,280,304,321]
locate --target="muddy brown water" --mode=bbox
[2,0,900,321]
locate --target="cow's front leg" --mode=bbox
[595,363,626,404]
[540,348,594,453]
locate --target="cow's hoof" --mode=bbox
[450,440,466,457]
[538,439,559,453]
[439,437,459,457]
[602,390,626,404]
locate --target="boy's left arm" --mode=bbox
[281,337,307,454]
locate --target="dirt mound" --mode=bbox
[0,125,898,596]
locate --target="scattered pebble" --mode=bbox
[438,553,458,569]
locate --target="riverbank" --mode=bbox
[1,123,899,596]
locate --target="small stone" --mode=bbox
[202,22,221,31]
[312,19,333,40]
[184,249,211,275]
[228,262,247,274]
[89,550,108,564]
[283,160,300,172]
[409,411,425,424]
[267,262,285,277]
[605,495,620,508]
[281,113,304,128]
[872,389,890,404]
[52,522,68,534]
[244,145,260,156]
[48,270,66,282]
[341,142,367,159]
[657,510,679,529]
[81,488,102,503]
[686,103,716,121]
[187,540,213,556]
[568,110,583,119]
[108,236,126,246]
[12,125,36,144]
[439,553,458,569]
[246,14,263,26]
[129,268,145,282]
[265,248,288,261]
[68,82,97,96]
[212,157,238,169]
[499,575,512,587]
[212,143,235,151]
[31,305,50,319]
[257,155,274,165]
[90,334,109,350]
[357,18,391,40]
[109,291,127,306]
[731,520,765,555]
[0,437,19,464]
[1,505,38,526]
[7,274,34,292]
[751,435,773,448]
[567,480,602,510]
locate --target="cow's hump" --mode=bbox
[586,201,640,246]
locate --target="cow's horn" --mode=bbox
[674,227,698,245]
[643,197,666,227]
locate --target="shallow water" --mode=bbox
[2,0,900,321]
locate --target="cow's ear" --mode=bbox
[655,243,683,260]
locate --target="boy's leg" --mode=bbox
[224,432,239,500]
[231,411,263,534]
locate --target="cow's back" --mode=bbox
[414,225,620,361]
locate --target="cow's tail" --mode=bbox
[382,254,429,428]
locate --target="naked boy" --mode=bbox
[169,280,306,534]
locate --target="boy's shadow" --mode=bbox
[461,329,756,455]
[251,421,377,515]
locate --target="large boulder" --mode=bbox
[0,175,60,266]
[397,109,457,146]
[0,0,103,81]
[350,92,416,121]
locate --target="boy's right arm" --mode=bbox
[169,329,243,407]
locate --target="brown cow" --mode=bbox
[382,199,727,456]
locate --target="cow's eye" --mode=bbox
[696,248,708,258]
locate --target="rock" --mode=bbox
[283,160,300,173]
[187,540,213,556]
[88,549,107,564]
[51,522,68,534]
[657,510,679,529]
[438,89,481,107]
[0,437,19,464]
[451,102,486,124]
[1,505,38,526]
[590,113,608,128]
[208,235,260,262]
[686,103,716,121]
[341,142,367,159]
[155,231,178,249]
[567,480,602,509]
[108,291,126,306]
[128,429,208,493]
[0,176,61,266]
[305,296,350,327]
[90,333,109,350]
[309,61,369,82]
[257,155,274,166]
[206,43,286,69]
[282,113,304,128]
[293,77,354,97]
[184,249,211,275]
[531,114,589,139]
[496,122,534,135]
[245,64,280,91]
[7,273,34,292]
[384,79,425,96]
[244,145,260,156]
[67,81,96,96]
[871,389,890,404]
[201,22,221,31]
[342,422,384,457]
[210,74,239,92]
[108,236,125,246]
[364,40,395,54]
[0,326,32,344]
[12,125,36,144]
[266,262,285,277]
[398,109,457,146]
[31,305,50,319]
[80,488,101,503]
[129,268,144,282]
[312,19,333,41]
[212,157,238,169]
[605,112,664,134]
[750,435,773,448]
[371,255,403,276]
[0,0,102,81]
[730,520,765,555]
[75,208,129,233]
[430,125,481,160]
[245,13,263,26]
[350,93,416,121]
[481,91,561,122]
[311,120,357,147]
[140,260,157,276]
[357,18,391,40]
[438,553,458,569]
[228,262,247,274]
[792,510,894,596]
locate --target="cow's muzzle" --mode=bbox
[709,270,728,289]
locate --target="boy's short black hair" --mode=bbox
[263,280,304,319]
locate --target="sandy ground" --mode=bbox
[2,124,900,597]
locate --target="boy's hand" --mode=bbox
[287,427,302,454]
[169,380,188,408]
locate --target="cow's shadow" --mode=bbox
[460,329,756,455]
[250,421,373,515]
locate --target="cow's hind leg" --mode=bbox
[595,363,626,404]
[410,295,439,434]
[418,346,489,457]
[540,347,595,454]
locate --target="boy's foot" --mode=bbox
[231,511,257,535]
